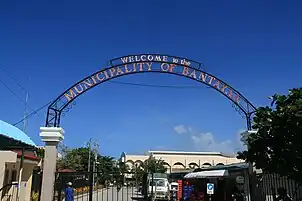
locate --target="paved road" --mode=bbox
[74,186,143,201]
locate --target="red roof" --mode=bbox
[13,150,40,162]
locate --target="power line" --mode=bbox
[0,67,27,92]
[109,80,210,89]
[13,101,52,126]
[0,78,37,113]
[0,69,38,116]
[12,81,210,126]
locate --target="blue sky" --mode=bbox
[0,0,301,158]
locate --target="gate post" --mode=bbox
[89,171,93,201]
[40,127,64,201]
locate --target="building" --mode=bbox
[0,120,40,201]
[120,150,243,173]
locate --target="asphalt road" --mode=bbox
[74,186,143,201]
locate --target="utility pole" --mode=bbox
[93,140,99,186]
[87,138,92,172]
[19,77,29,201]
[23,91,29,133]
[23,76,30,134]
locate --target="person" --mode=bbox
[64,182,74,201]
[117,185,121,191]
[231,185,244,201]
[272,187,293,201]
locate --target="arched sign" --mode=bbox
[46,54,256,129]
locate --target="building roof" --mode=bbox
[193,162,249,172]
[148,150,235,158]
[14,150,40,161]
[0,120,36,147]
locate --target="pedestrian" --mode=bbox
[231,185,244,201]
[64,182,74,201]
[272,187,293,201]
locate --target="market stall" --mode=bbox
[180,163,250,201]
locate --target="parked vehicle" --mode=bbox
[147,173,169,200]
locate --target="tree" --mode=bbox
[129,156,167,184]
[96,156,117,185]
[237,88,302,183]
[116,161,129,174]
[131,164,145,183]
[55,144,121,186]
[56,145,116,173]
[36,148,45,159]
[56,146,87,171]
[135,156,167,174]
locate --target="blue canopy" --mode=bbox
[0,120,36,147]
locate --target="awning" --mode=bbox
[184,169,228,179]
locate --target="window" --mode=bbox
[150,179,166,187]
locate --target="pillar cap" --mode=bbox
[40,127,64,142]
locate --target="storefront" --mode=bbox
[180,163,251,201]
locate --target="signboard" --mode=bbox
[206,183,214,195]
[236,176,245,184]
[63,54,242,108]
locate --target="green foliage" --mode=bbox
[55,144,131,185]
[129,156,167,183]
[55,144,167,185]
[142,156,167,173]
[132,163,145,182]
[31,192,39,201]
[97,156,119,185]
[116,161,129,173]
[36,148,45,159]
[56,144,116,173]
[237,88,302,183]
[56,146,88,171]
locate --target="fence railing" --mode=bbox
[254,173,302,201]
[52,171,149,201]
[31,170,302,201]
[31,170,42,201]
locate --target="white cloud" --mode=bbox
[191,132,234,154]
[173,125,246,154]
[173,124,188,134]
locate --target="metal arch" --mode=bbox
[46,54,257,128]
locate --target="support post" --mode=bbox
[16,147,24,201]
[89,171,93,201]
[241,130,257,201]
[40,127,64,201]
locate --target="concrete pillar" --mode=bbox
[40,127,64,201]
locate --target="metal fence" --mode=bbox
[31,169,42,201]
[53,171,149,201]
[31,170,302,201]
[254,173,302,201]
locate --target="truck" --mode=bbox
[147,173,170,200]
